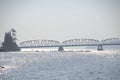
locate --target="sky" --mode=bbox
[0,0,120,43]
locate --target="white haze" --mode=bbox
[0,0,120,42]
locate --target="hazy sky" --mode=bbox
[0,0,120,42]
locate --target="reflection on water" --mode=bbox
[0,51,120,80]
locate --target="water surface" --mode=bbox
[0,51,120,80]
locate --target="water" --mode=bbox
[0,51,120,80]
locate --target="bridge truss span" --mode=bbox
[101,38,120,45]
[19,38,120,51]
[62,38,100,46]
[19,39,61,48]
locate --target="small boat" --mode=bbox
[0,66,4,68]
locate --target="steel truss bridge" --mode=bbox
[19,38,120,51]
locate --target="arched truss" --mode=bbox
[19,38,120,48]
[62,38,100,46]
[101,38,120,45]
[19,39,61,48]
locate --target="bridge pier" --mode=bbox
[58,46,64,51]
[97,45,103,51]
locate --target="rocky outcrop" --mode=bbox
[1,29,20,52]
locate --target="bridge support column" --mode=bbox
[58,46,64,51]
[97,45,103,51]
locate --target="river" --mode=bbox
[0,51,120,80]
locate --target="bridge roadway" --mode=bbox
[19,38,120,51]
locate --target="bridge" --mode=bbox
[19,38,120,51]
[1,29,120,52]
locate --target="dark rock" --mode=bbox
[2,29,20,52]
